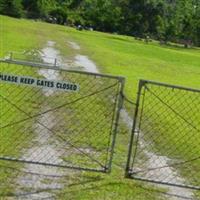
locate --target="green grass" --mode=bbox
[66,25,200,198]
[0,64,41,194]
[67,29,200,99]
[0,15,200,199]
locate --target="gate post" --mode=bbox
[106,77,125,173]
[125,80,145,177]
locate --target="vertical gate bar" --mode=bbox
[106,77,125,173]
[104,81,121,168]
[130,85,146,170]
[125,79,145,177]
[54,58,57,67]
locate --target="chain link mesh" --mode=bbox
[126,80,200,190]
[0,59,124,198]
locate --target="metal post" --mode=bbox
[125,79,145,177]
[54,58,57,67]
[106,77,125,173]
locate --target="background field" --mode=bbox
[0,15,200,199]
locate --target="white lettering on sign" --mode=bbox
[0,73,79,92]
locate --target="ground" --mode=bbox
[0,15,200,200]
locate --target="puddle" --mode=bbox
[74,54,99,73]
[16,109,64,199]
[120,109,194,200]
[16,41,66,199]
[72,49,195,199]
[16,41,101,199]
[40,41,61,65]
[38,41,61,96]
[15,40,195,200]
[68,41,81,50]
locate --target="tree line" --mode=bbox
[0,0,199,47]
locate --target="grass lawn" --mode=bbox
[0,15,200,199]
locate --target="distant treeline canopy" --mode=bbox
[0,0,200,46]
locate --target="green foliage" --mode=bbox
[49,7,67,24]
[0,0,199,46]
[37,0,57,18]
[79,0,122,32]
[0,0,23,17]
[22,0,57,18]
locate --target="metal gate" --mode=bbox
[0,58,124,173]
[126,80,200,190]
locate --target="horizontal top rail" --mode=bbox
[0,58,125,82]
[140,79,200,93]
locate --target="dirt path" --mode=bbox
[15,40,101,199]
[15,40,195,200]
[69,41,195,200]
[16,41,67,199]
[121,109,194,200]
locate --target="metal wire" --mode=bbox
[126,79,200,190]
[0,59,124,198]
[121,92,136,105]
[0,83,119,130]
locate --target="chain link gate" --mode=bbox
[126,80,200,190]
[0,58,124,174]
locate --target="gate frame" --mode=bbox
[125,79,200,190]
[0,58,125,173]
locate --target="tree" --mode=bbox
[49,7,67,24]
[192,3,200,46]
[37,0,57,18]
[22,0,39,18]
[22,0,57,18]
[80,0,122,32]
[0,0,199,46]
[0,0,23,17]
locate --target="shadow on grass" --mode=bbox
[0,165,103,199]
[0,164,197,200]
[56,177,195,200]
